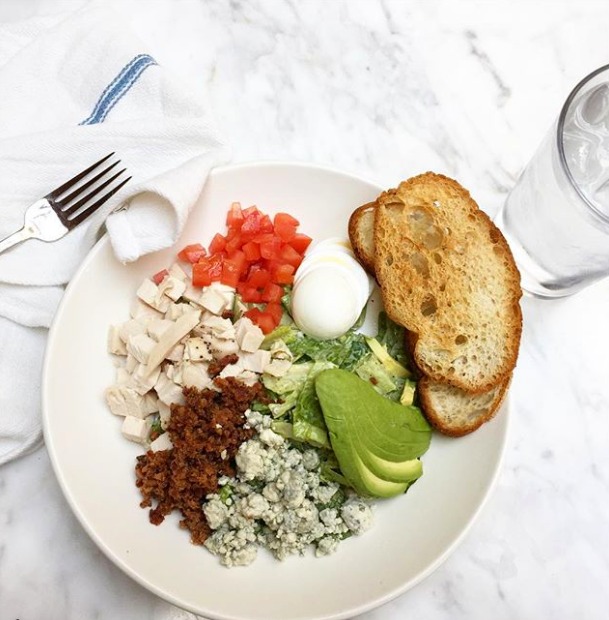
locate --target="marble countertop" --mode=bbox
[2,0,609,618]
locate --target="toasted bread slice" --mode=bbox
[374,172,522,393]
[405,328,508,435]
[348,191,517,436]
[417,375,510,437]
[348,202,377,275]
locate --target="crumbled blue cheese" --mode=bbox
[203,410,374,567]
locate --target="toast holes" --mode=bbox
[409,251,430,277]
[493,246,502,255]
[422,225,443,250]
[439,283,446,292]
[433,253,442,264]
[420,295,437,317]
[385,200,405,218]
[455,334,467,345]
[385,253,394,267]
[448,366,455,374]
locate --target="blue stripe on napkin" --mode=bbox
[80,53,158,125]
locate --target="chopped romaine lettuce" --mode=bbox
[354,354,398,395]
[270,420,294,439]
[261,325,295,350]
[263,362,311,395]
[319,453,350,487]
[261,324,368,369]
[281,285,293,313]
[269,392,299,418]
[292,360,335,449]
[250,400,271,414]
[288,330,368,370]
[376,311,410,368]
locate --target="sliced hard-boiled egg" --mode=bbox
[291,238,374,340]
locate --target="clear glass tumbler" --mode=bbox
[495,64,609,298]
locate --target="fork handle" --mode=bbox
[0,227,34,255]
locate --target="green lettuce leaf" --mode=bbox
[292,360,335,449]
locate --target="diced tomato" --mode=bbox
[274,212,299,241]
[242,205,259,218]
[225,235,241,255]
[209,233,227,254]
[274,263,295,285]
[192,263,212,287]
[260,236,282,260]
[221,258,241,288]
[242,241,261,261]
[261,282,283,303]
[256,312,277,334]
[244,307,262,321]
[252,232,274,245]
[206,254,224,281]
[185,205,308,297]
[226,202,244,229]
[152,269,169,285]
[259,214,274,233]
[279,244,303,269]
[289,233,312,254]
[178,243,207,264]
[228,249,247,274]
[245,308,276,334]
[241,287,262,303]
[274,212,300,227]
[241,208,263,237]
[247,268,271,289]
[265,302,283,324]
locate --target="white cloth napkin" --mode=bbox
[0,4,229,466]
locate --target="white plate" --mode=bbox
[43,162,509,620]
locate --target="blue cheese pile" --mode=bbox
[203,410,373,567]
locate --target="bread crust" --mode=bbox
[373,172,522,393]
[417,375,511,437]
[348,202,377,275]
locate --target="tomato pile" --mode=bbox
[176,203,312,334]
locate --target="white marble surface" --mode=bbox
[2,0,609,618]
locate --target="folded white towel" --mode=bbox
[0,4,228,465]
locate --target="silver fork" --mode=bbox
[0,153,130,255]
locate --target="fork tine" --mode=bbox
[47,152,115,200]
[68,176,131,227]
[56,161,120,209]
[62,168,126,217]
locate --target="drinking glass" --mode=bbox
[495,64,609,298]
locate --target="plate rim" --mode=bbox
[42,160,510,620]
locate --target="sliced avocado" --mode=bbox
[400,379,417,406]
[320,372,431,463]
[346,445,410,498]
[352,407,430,463]
[359,450,422,484]
[316,369,432,498]
[365,337,411,379]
